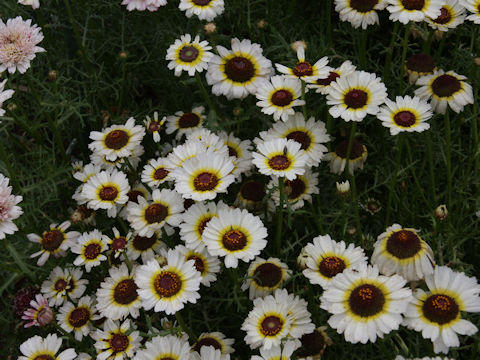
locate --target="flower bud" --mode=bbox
[434,204,448,220]
[291,40,307,53]
[48,70,58,81]
[297,247,309,270]
[204,22,216,34]
[37,306,54,326]
[336,180,350,196]
[256,19,268,29]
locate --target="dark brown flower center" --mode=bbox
[295,329,327,357]
[261,315,284,336]
[268,155,291,170]
[84,242,102,260]
[193,337,222,353]
[349,284,385,317]
[99,186,119,201]
[431,74,461,98]
[240,181,265,202]
[271,89,293,107]
[111,236,127,251]
[192,0,211,5]
[41,230,65,251]
[148,121,162,133]
[187,255,205,274]
[401,0,425,10]
[344,89,368,109]
[68,307,90,328]
[224,56,255,83]
[178,113,201,128]
[406,53,436,73]
[253,262,283,287]
[350,0,379,12]
[286,130,311,150]
[222,229,247,251]
[316,71,340,86]
[184,199,195,210]
[144,203,168,224]
[110,333,129,353]
[154,167,169,181]
[104,129,130,150]
[198,216,213,235]
[335,139,364,159]
[228,145,238,157]
[194,172,219,191]
[433,7,452,24]
[393,110,417,127]
[54,278,68,291]
[319,256,346,278]
[179,46,200,63]
[34,355,55,360]
[133,234,158,251]
[285,177,307,200]
[114,279,138,304]
[293,61,313,77]
[386,230,422,259]
[423,294,459,324]
[154,272,182,297]
[127,190,144,203]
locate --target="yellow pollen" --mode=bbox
[358,288,373,300]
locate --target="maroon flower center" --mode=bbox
[194,172,219,191]
[431,74,461,98]
[178,113,201,128]
[148,121,162,133]
[127,190,144,203]
[154,272,182,297]
[68,307,90,328]
[144,203,168,224]
[433,7,452,24]
[192,0,211,5]
[286,130,311,150]
[34,356,55,360]
[423,294,459,324]
[187,255,205,274]
[99,186,118,201]
[271,89,293,107]
[240,181,265,202]
[261,316,284,336]
[316,71,340,86]
[179,46,199,63]
[344,89,368,109]
[285,177,307,200]
[350,0,379,13]
[401,0,425,10]
[268,155,291,170]
[349,284,385,317]
[293,61,313,77]
[393,110,417,127]
[111,237,127,251]
[110,334,129,353]
[54,278,68,291]
[84,243,102,260]
[222,229,247,251]
[335,139,364,159]
[224,56,255,83]
[406,53,436,73]
[386,230,422,259]
[41,230,64,251]
[228,145,238,157]
[193,337,222,353]
[253,262,283,287]
[132,234,157,251]
[104,129,129,150]
[318,256,346,278]
[296,329,327,357]
[198,216,213,235]
[154,167,169,181]
[114,279,138,305]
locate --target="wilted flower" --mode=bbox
[434,204,448,220]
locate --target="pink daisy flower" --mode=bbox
[22,294,54,328]
[0,173,23,239]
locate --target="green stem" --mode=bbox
[175,311,197,342]
[444,110,452,206]
[123,251,133,272]
[385,134,404,226]
[275,178,285,255]
[195,72,217,115]
[0,141,21,192]
[343,122,357,176]
[426,131,437,204]
[326,0,332,48]
[423,28,435,53]
[348,174,362,240]
[326,113,332,151]
[358,30,368,69]
[399,22,411,93]
[405,137,430,208]
[384,22,400,84]
[301,80,307,119]
[4,238,36,282]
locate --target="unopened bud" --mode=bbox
[256,19,268,29]
[119,51,128,60]
[474,58,480,66]
[336,181,350,196]
[297,247,309,270]
[48,70,58,81]
[434,204,448,220]
[347,227,357,235]
[204,22,216,34]
[291,40,307,53]
[7,102,17,111]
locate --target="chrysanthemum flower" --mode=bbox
[166,35,213,77]
[403,266,480,354]
[18,333,76,360]
[361,197,382,214]
[202,207,268,268]
[251,342,296,360]
[166,106,205,139]
[28,221,79,266]
[127,188,184,237]
[218,131,253,178]
[386,0,443,23]
[275,44,330,82]
[92,319,141,360]
[57,296,96,341]
[415,70,474,114]
[192,332,235,355]
[121,0,166,11]
[41,266,88,307]
[89,117,145,161]
[307,60,356,94]
[194,346,230,360]
[173,152,235,201]
[96,263,142,320]
[141,158,172,188]
[461,0,480,23]
[72,230,108,272]
[175,244,221,286]
[320,264,412,344]
[294,327,332,360]
[166,139,208,170]
[179,0,225,21]
[0,79,14,116]
[186,129,230,155]
[326,70,388,122]
[252,138,307,180]
[234,180,269,213]
[405,53,436,85]
[127,230,167,263]
[324,138,368,174]
[302,234,368,289]
[104,227,131,259]
[206,38,273,99]
[274,289,315,339]
[18,0,41,9]
[0,173,22,239]
[377,95,433,135]
[255,76,305,121]
[135,335,193,360]
[426,0,466,31]
[395,356,455,360]
[135,249,202,314]
[372,224,435,281]
[144,111,165,143]
[0,16,45,74]
[241,257,291,299]
[334,0,387,29]
[22,294,53,328]
[268,169,319,210]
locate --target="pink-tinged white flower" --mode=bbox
[0,173,22,239]
[18,0,41,9]
[121,0,167,11]
[0,79,14,116]
[22,294,54,328]
[0,16,45,74]
[18,333,76,360]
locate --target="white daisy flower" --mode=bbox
[127,230,167,263]
[73,162,102,183]
[175,244,221,286]
[96,263,142,320]
[121,0,167,11]
[206,38,273,100]
[234,180,269,213]
[134,334,194,360]
[135,249,202,314]
[307,60,357,95]
[124,182,150,207]
[405,53,437,85]
[185,129,230,156]
[41,266,88,307]
[179,0,225,21]
[302,234,368,289]
[166,139,208,170]
[403,266,480,354]
[167,35,213,77]
[166,106,205,139]
[218,131,253,179]
[275,44,330,82]
[18,0,41,9]
[377,95,433,135]
[415,70,474,114]
[241,257,291,299]
[294,327,332,359]
[274,288,315,339]
[326,70,388,122]
[172,152,235,201]
[461,0,480,23]
[72,230,108,273]
[320,264,412,344]
[251,341,297,360]
[0,173,23,239]
[252,138,307,180]
[141,158,172,188]
[255,76,305,122]
[268,169,319,210]
[0,79,14,116]
[372,224,435,281]
[334,0,387,29]
[426,0,466,31]
[194,346,230,360]
[386,0,443,23]
[323,138,368,175]
[89,141,144,170]
[92,319,141,360]
[89,117,145,161]
[127,188,184,237]
[57,295,96,341]
[202,207,268,268]
[192,332,235,355]
[28,221,79,266]
[395,356,455,360]
[18,333,76,360]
